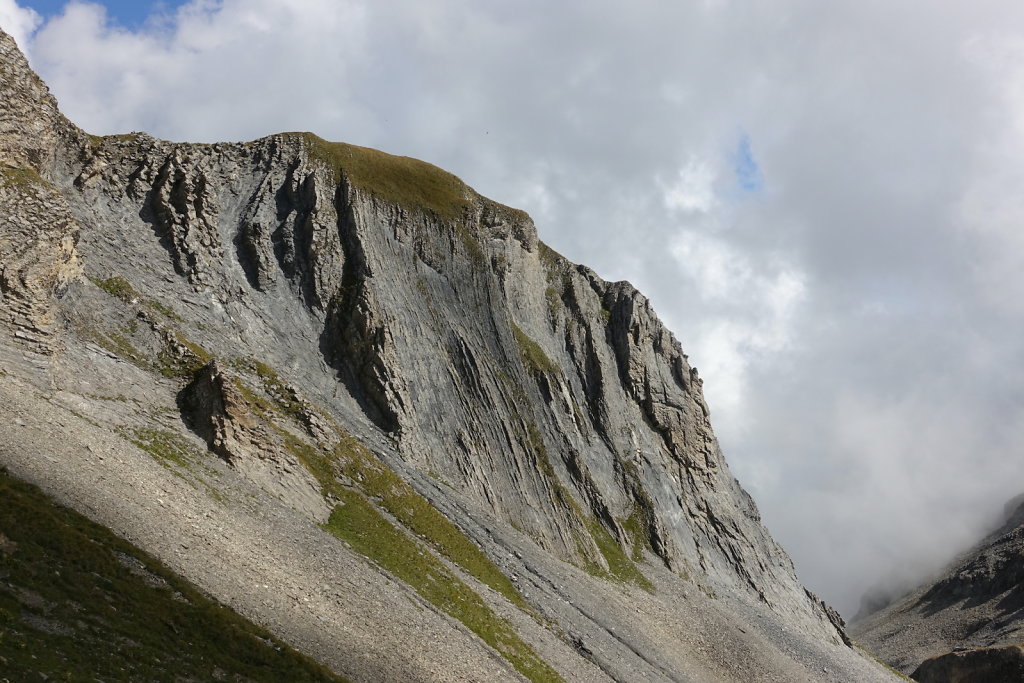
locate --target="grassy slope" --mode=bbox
[296,132,471,223]
[0,468,348,682]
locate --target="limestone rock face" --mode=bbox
[0,168,81,353]
[0,27,901,682]
[0,32,64,172]
[0,35,83,354]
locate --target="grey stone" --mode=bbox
[0,26,901,683]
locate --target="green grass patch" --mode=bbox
[620,508,652,563]
[251,359,307,421]
[282,426,531,614]
[120,427,223,503]
[80,317,210,384]
[87,328,147,366]
[525,422,653,592]
[233,377,278,418]
[332,432,530,612]
[0,167,47,193]
[146,298,183,321]
[88,274,182,321]
[157,332,212,379]
[324,490,560,683]
[87,132,143,152]
[295,133,488,262]
[103,331,140,359]
[618,459,659,565]
[230,359,307,423]
[511,322,558,377]
[0,469,346,681]
[585,519,654,593]
[123,427,198,472]
[282,433,339,496]
[282,426,552,678]
[89,276,139,303]
[295,133,471,223]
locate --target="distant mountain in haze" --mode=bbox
[853,492,1024,680]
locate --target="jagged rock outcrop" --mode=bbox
[0,31,68,172]
[0,168,81,353]
[0,27,901,682]
[0,32,85,355]
[853,493,1024,676]
[180,360,330,520]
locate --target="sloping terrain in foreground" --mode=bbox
[0,468,346,682]
[0,27,899,682]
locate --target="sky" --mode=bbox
[3,0,1024,617]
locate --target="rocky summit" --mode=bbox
[0,28,901,682]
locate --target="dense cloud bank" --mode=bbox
[3,0,1024,615]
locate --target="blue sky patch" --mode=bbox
[20,0,189,28]
[732,133,763,193]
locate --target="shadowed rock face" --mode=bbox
[912,644,1024,683]
[0,27,900,682]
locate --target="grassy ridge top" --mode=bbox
[293,132,472,222]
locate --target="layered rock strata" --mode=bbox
[0,27,899,682]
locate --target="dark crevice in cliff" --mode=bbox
[319,183,402,434]
[234,158,279,292]
[141,154,184,276]
[270,160,301,280]
[144,149,224,288]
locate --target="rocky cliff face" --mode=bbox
[853,494,1024,677]
[0,28,897,682]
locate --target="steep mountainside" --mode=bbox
[0,28,899,682]
[0,468,346,681]
[853,494,1024,678]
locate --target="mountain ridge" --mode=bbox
[0,26,897,681]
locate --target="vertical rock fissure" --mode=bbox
[319,182,402,433]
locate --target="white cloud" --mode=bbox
[956,31,1024,317]
[661,158,718,214]
[670,230,805,428]
[25,0,371,141]
[0,0,39,53]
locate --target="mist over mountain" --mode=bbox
[853,492,1024,680]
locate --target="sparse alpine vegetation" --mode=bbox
[296,132,471,223]
[0,469,347,682]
